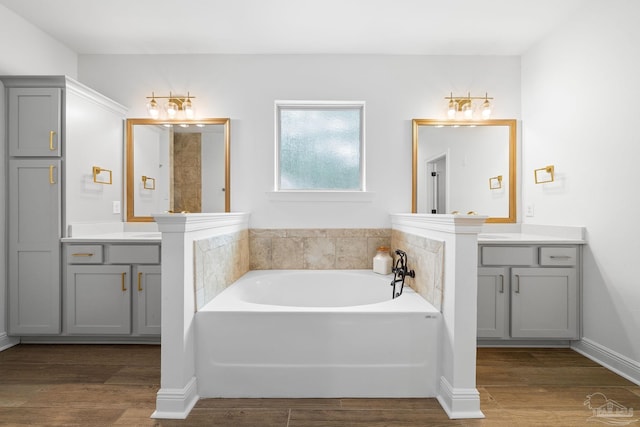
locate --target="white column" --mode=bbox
[151,213,249,419]
[391,213,486,419]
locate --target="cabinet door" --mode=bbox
[8,159,61,334]
[134,265,161,336]
[477,267,508,338]
[511,268,578,339]
[8,87,62,157]
[66,265,131,335]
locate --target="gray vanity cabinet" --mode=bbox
[3,75,127,338]
[7,159,62,334]
[477,245,580,342]
[64,243,161,337]
[510,267,578,338]
[477,267,508,338]
[66,265,132,335]
[134,265,162,335]
[8,87,61,157]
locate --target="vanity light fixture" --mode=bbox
[145,92,196,119]
[445,92,493,120]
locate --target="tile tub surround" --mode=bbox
[249,228,392,270]
[392,229,445,311]
[194,229,250,310]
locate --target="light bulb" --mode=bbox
[146,97,159,119]
[183,97,194,119]
[166,101,178,118]
[481,98,491,119]
[447,99,457,119]
[462,101,473,119]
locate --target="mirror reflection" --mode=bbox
[412,119,516,223]
[126,118,230,222]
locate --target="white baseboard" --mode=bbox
[572,338,640,386]
[436,376,484,419]
[151,376,199,419]
[0,333,19,352]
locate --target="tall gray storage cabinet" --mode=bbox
[3,76,127,336]
[6,84,63,334]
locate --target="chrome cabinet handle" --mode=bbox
[514,274,520,293]
[549,255,571,259]
[498,274,504,293]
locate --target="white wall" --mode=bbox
[522,0,640,369]
[78,54,521,228]
[0,5,77,77]
[64,84,126,227]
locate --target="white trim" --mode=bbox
[151,376,199,419]
[437,376,484,419]
[391,213,488,234]
[572,338,640,386]
[0,333,19,352]
[153,212,250,233]
[266,191,374,202]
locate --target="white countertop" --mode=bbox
[478,233,586,244]
[61,232,161,243]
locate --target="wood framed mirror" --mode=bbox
[126,118,230,222]
[412,119,516,223]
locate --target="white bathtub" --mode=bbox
[195,269,441,398]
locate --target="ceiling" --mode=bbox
[0,0,594,55]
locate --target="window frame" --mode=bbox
[274,100,366,192]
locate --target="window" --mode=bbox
[276,101,365,191]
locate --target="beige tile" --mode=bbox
[250,229,287,238]
[249,236,272,270]
[272,237,304,269]
[304,237,336,269]
[286,229,329,238]
[335,237,369,269]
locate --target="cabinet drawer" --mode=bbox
[66,245,103,264]
[481,246,537,266]
[540,247,577,266]
[108,245,160,264]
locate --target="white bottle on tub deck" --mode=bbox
[373,246,393,275]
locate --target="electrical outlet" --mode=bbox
[525,204,534,217]
[112,201,121,214]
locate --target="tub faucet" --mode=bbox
[390,249,415,299]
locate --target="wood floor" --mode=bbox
[0,344,639,426]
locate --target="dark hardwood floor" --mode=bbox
[0,344,638,426]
